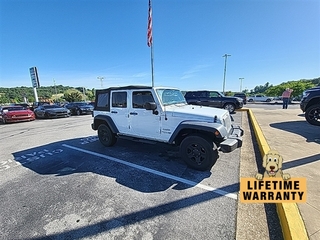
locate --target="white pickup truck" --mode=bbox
[247,94,274,102]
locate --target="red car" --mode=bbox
[0,106,35,124]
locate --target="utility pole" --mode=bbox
[239,78,244,92]
[83,87,86,101]
[97,76,104,88]
[53,79,58,102]
[222,54,231,94]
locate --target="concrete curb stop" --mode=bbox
[238,108,309,240]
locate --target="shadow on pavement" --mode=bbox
[11,136,214,193]
[283,153,320,170]
[249,117,284,240]
[23,183,238,240]
[270,120,320,144]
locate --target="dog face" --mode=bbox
[262,150,283,177]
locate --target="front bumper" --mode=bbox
[220,125,243,152]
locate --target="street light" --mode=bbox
[222,54,231,94]
[97,76,104,88]
[239,78,244,92]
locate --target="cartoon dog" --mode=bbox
[256,149,291,180]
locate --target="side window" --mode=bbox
[96,92,109,110]
[112,92,127,108]
[209,92,219,97]
[132,91,154,109]
[199,92,208,97]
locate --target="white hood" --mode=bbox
[164,104,229,122]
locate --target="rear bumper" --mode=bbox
[220,125,243,152]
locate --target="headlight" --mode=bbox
[67,110,70,113]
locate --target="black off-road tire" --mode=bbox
[266,98,272,102]
[305,104,320,126]
[76,109,81,116]
[223,103,235,113]
[98,124,117,147]
[180,135,218,171]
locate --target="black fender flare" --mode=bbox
[168,121,228,144]
[92,115,119,133]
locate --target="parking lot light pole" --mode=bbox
[222,54,231,94]
[239,78,244,92]
[97,76,104,88]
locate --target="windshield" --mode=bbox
[2,106,25,111]
[43,105,61,109]
[75,102,88,106]
[156,89,187,106]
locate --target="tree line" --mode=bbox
[0,85,95,104]
[224,77,320,97]
[0,77,319,104]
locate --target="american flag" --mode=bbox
[147,0,152,47]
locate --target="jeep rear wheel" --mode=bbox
[305,104,320,126]
[180,135,218,171]
[223,103,235,113]
[98,124,117,147]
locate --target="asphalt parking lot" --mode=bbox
[1,113,243,240]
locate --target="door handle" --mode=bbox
[111,111,118,114]
[129,112,138,115]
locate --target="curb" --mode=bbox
[238,108,309,240]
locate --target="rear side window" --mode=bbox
[132,91,154,108]
[112,92,127,108]
[185,91,203,97]
[96,92,109,111]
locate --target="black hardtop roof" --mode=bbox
[97,85,152,92]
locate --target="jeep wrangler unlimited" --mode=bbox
[91,86,243,171]
[300,86,320,126]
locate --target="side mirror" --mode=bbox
[144,102,158,115]
[145,102,157,110]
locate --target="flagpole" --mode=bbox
[147,0,154,87]
[150,42,154,87]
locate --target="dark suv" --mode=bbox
[184,90,243,113]
[233,93,247,104]
[300,86,320,126]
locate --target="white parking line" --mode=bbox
[62,144,238,200]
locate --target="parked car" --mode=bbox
[233,93,247,104]
[0,106,35,124]
[30,101,51,111]
[34,104,71,119]
[247,95,274,102]
[184,90,243,113]
[65,102,94,115]
[300,87,320,126]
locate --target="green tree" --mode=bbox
[64,89,83,102]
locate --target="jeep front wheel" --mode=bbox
[305,104,320,126]
[98,124,117,147]
[180,135,218,171]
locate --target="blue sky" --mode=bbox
[0,0,319,92]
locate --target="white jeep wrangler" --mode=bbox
[91,86,243,171]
